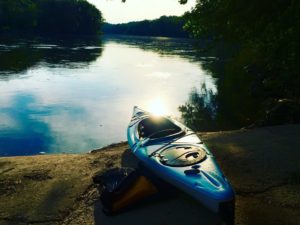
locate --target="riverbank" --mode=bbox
[0,124,299,225]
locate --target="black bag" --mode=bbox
[94,167,158,214]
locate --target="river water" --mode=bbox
[0,35,259,156]
[0,36,261,156]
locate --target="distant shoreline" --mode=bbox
[102,16,189,38]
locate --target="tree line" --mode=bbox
[178,0,300,128]
[0,0,103,34]
[102,16,189,38]
[184,0,299,101]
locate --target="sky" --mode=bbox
[87,0,196,24]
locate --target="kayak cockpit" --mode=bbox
[137,117,184,140]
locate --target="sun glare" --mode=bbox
[147,99,168,116]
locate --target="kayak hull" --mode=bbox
[127,106,235,213]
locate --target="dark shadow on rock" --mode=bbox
[23,169,52,181]
[201,124,300,224]
[120,148,140,168]
[93,193,221,225]
[93,147,222,225]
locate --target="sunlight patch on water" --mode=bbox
[147,98,169,116]
[146,71,171,79]
[136,63,153,68]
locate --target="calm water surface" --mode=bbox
[0,35,217,156]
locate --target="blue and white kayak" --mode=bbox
[127,106,235,216]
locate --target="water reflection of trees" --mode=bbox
[179,84,217,131]
[0,35,103,78]
[180,49,266,131]
[103,35,202,59]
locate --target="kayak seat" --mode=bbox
[138,117,182,139]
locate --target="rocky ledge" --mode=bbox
[0,124,299,225]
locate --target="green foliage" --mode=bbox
[184,0,300,100]
[0,0,38,31]
[103,16,189,38]
[0,0,103,34]
[177,0,300,129]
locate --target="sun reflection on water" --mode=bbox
[147,98,169,116]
